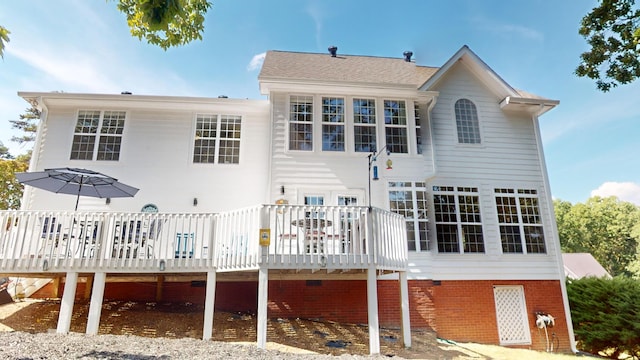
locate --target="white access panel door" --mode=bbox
[493,285,532,345]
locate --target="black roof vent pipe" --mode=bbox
[328,46,337,57]
[403,51,413,62]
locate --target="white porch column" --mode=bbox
[367,267,380,355]
[257,266,268,349]
[86,272,106,335]
[399,271,411,348]
[56,272,78,334]
[202,271,217,340]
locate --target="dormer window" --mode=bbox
[454,98,481,144]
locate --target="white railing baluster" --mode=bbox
[0,207,407,274]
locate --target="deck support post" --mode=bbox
[399,271,411,348]
[367,267,380,355]
[56,272,78,334]
[257,266,268,349]
[86,272,106,335]
[202,271,217,340]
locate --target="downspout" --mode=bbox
[532,104,578,354]
[425,96,438,181]
[21,96,48,210]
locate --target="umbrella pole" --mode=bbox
[75,178,83,211]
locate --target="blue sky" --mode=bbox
[1,0,639,205]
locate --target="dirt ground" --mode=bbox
[0,299,468,359]
[0,299,578,359]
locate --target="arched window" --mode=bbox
[454,99,481,144]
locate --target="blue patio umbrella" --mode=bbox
[16,167,139,210]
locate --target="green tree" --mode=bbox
[576,0,640,92]
[117,0,212,50]
[567,277,640,359]
[554,196,640,276]
[0,158,28,210]
[0,25,9,59]
[0,142,11,160]
[10,106,40,145]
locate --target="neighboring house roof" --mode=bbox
[562,253,612,279]
[258,50,438,87]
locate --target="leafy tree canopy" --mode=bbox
[0,25,9,59]
[0,158,28,210]
[576,0,640,92]
[117,0,212,50]
[555,196,640,276]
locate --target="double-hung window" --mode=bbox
[388,182,429,251]
[495,188,546,254]
[289,95,313,151]
[433,186,484,253]
[322,97,345,151]
[384,100,408,153]
[71,110,125,161]
[353,98,377,152]
[414,102,423,154]
[193,114,242,164]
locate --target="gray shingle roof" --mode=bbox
[258,50,438,88]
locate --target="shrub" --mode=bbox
[566,276,640,359]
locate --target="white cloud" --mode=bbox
[306,2,325,49]
[247,53,266,71]
[591,182,640,205]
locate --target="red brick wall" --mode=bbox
[33,277,570,352]
[433,280,571,352]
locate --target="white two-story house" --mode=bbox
[3,45,574,354]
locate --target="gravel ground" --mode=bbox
[0,331,395,360]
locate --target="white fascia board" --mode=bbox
[18,91,269,113]
[500,96,560,116]
[259,79,437,101]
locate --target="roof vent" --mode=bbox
[403,51,413,62]
[218,95,228,98]
[328,46,337,57]
[121,91,132,95]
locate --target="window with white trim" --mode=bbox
[289,95,313,151]
[193,114,242,164]
[414,102,423,154]
[353,98,377,152]
[454,98,481,144]
[433,186,484,253]
[304,195,324,219]
[337,195,358,206]
[384,100,408,153]
[321,97,345,151]
[71,110,126,161]
[495,188,546,254]
[389,182,429,251]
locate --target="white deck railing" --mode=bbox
[0,206,408,274]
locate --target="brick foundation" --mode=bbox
[32,277,570,352]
